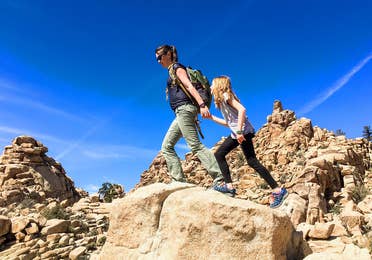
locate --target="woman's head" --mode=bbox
[211,76,240,108]
[155,45,178,67]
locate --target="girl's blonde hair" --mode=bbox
[211,76,240,109]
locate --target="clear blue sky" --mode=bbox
[0,0,371,193]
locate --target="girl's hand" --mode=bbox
[237,134,246,144]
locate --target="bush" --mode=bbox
[351,185,368,204]
[86,242,97,251]
[17,198,36,209]
[329,201,342,215]
[41,205,69,220]
[97,236,107,246]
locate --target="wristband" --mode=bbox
[236,130,243,135]
[199,103,206,108]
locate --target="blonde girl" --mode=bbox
[208,76,288,207]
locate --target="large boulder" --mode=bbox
[100,183,307,259]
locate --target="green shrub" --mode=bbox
[258,182,269,190]
[351,185,368,204]
[329,201,342,215]
[97,236,107,246]
[86,242,97,251]
[41,205,69,220]
[17,198,36,209]
[236,152,246,168]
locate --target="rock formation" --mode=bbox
[100,182,309,259]
[136,100,372,259]
[0,136,111,259]
[0,136,80,208]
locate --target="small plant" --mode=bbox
[17,198,36,209]
[41,205,69,220]
[362,125,372,142]
[329,201,342,215]
[86,242,97,251]
[88,229,99,237]
[97,236,107,246]
[258,181,269,190]
[335,129,346,136]
[351,185,368,204]
[98,182,123,202]
[81,222,90,233]
[236,152,246,168]
[279,174,287,184]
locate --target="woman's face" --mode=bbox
[156,50,172,68]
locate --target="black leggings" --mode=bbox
[214,133,278,189]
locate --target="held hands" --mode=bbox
[236,133,246,144]
[200,106,211,118]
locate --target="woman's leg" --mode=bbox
[161,118,185,182]
[240,133,279,189]
[214,136,239,184]
[175,104,224,185]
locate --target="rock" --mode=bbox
[339,210,364,234]
[41,219,70,235]
[308,222,335,239]
[0,215,11,236]
[304,243,371,260]
[25,222,39,234]
[100,183,307,259]
[69,246,87,260]
[0,136,81,207]
[279,193,307,227]
[11,216,30,233]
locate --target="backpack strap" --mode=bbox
[168,63,195,104]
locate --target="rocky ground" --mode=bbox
[136,101,372,259]
[0,136,117,259]
[0,100,371,259]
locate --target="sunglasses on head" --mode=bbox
[156,52,166,62]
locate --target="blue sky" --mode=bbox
[0,0,371,193]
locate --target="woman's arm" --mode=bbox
[176,68,210,117]
[176,68,203,105]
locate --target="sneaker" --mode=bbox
[213,184,236,197]
[270,188,288,208]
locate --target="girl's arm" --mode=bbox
[227,98,246,132]
[208,114,228,127]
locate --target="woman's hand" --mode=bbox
[200,107,211,118]
[237,133,246,144]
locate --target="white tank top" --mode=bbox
[220,93,255,139]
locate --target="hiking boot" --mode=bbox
[213,184,236,197]
[270,188,288,208]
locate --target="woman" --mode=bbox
[207,75,288,207]
[155,45,224,188]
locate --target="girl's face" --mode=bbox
[156,50,172,68]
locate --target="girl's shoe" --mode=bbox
[213,184,236,197]
[270,188,288,208]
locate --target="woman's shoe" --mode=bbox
[213,184,236,197]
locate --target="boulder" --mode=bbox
[0,215,11,236]
[41,219,70,235]
[100,183,307,259]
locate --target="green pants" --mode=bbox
[161,104,224,185]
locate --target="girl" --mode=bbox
[208,76,287,208]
